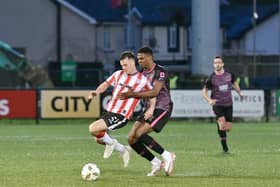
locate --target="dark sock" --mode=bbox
[217,123,228,152]
[139,134,164,154]
[221,137,228,152]
[130,141,155,161]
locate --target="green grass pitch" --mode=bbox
[0,120,279,187]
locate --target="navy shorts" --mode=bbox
[212,105,233,122]
[101,111,128,131]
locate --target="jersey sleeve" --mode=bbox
[106,70,120,86]
[230,72,236,83]
[204,75,213,89]
[155,69,168,82]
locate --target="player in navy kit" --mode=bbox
[202,56,243,153]
[119,47,175,176]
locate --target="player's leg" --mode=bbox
[225,122,232,132]
[218,106,233,153]
[217,116,227,131]
[89,119,110,141]
[142,108,175,176]
[128,115,163,159]
[94,131,131,167]
[129,109,171,156]
[95,136,105,145]
[216,123,228,153]
[90,112,130,166]
[224,106,233,132]
[128,121,163,176]
[213,106,228,153]
[131,109,176,176]
[89,119,117,157]
[128,122,160,166]
[138,133,175,176]
[102,112,130,165]
[127,121,142,145]
[89,119,106,135]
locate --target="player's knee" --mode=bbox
[217,117,226,124]
[95,130,105,138]
[88,124,95,135]
[127,135,137,145]
[217,117,226,131]
[89,127,98,136]
[135,131,144,140]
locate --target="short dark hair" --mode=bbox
[214,55,223,60]
[119,51,135,60]
[137,46,153,56]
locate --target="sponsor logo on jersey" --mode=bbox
[160,72,165,78]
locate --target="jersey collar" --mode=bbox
[143,63,156,74]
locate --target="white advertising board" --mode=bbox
[171,90,264,118]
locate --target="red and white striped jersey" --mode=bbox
[105,70,152,119]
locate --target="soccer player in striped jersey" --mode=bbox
[88,51,156,168]
[118,47,175,176]
[202,56,243,153]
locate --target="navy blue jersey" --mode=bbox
[141,64,173,111]
[204,71,235,106]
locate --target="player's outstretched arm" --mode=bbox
[88,81,110,99]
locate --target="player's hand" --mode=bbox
[239,92,244,101]
[208,99,216,106]
[88,91,98,99]
[118,88,133,100]
[144,109,153,120]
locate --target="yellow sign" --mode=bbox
[41,90,100,118]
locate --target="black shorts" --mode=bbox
[101,111,128,131]
[212,105,233,122]
[136,107,172,133]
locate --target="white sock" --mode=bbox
[150,157,161,165]
[161,150,171,160]
[99,132,113,145]
[114,142,125,154]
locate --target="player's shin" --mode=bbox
[139,134,164,154]
[217,125,228,153]
[130,141,154,161]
